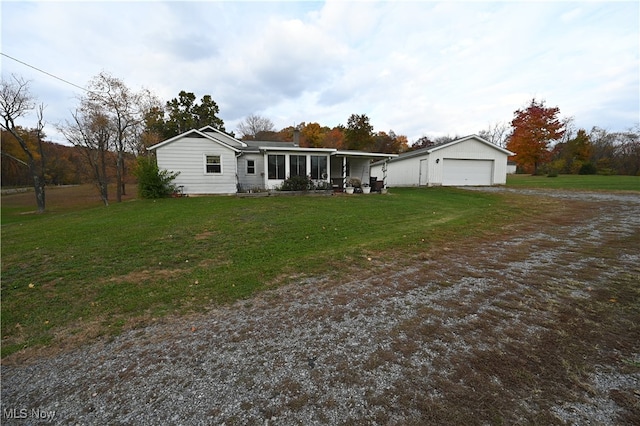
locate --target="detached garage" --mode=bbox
[371,135,515,187]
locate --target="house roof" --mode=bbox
[243,140,297,149]
[334,150,397,159]
[199,126,247,148]
[239,142,396,158]
[147,129,243,152]
[427,134,514,155]
[372,134,514,165]
[149,127,400,159]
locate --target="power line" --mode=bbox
[1,52,90,93]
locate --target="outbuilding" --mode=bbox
[371,135,515,187]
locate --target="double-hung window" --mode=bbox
[246,159,255,175]
[290,155,307,177]
[268,155,285,179]
[311,155,328,180]
[205,155,222,174]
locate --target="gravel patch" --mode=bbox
[2,188,639,425]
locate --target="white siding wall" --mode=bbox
[237,153,264,191]
[155,136,238,194]
[429,139,507,185]
[429,139,508,185]
[371,156,425,187]
[348,158,371,185]
[389,156,423,187]
[372,138,510,187]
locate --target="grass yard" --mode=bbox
[507,173,640,191]
[2,186,532,358]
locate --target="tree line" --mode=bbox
[504,98,639,176]
[236,113,409,154]
[2,72,638,212]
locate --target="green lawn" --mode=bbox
[507,174,640,191]
[1,187,530,357]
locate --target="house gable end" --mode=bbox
[148,129,241,153]
[199,126,247,148]
[428,135,514,156]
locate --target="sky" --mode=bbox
[1,0,638,145]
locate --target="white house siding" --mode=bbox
[372,136,511,187]
[373,157,423,187]
[155,136,238,194]
[237,153,264,192]
[347,158,371,186]
[429,139,508,186]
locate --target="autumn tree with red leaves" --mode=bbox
[507,99,565,174]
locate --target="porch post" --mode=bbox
[263,151,268,189]
[382,159,388,189]
[342,156,347,188]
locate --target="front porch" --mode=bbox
[330,151,394,192]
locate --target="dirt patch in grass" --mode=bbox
[1,189,639,425]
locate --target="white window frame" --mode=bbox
[204,154,222,174]
[246,159,256,175]
[268,154,286,180]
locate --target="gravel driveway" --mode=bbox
[2,188,639,425]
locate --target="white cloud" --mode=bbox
[1,1,638,144]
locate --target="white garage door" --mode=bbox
[442,159,493,186]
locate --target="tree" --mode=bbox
[615,126,640,176]
[82,72,150,202]
[372,130,409,154]
[409,136,435,151]
[0,75,47,212]
[506,98,565,174]
[322,127,345,149]
[300,122,328,148]
[478,121,510,147]
[237,114,275,140]
[344,114,374,151]
[133,156,179,199]
[589,127,618,173]
[161,91,226,138]
[565,129,593,173]
[60,107,115,206]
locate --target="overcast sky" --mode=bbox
[2,1,638,145]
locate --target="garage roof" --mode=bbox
[374,134,514,165]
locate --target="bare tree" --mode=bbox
[59,107,114,206]
[0,75,47,213]
[133,89,163,156]
[478,121,510,148]
[83,72,146,202]
[237,114,275,140]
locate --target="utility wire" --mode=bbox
[1,52,90,93]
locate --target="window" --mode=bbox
[290,155,307,177]
[268,155,285,179]
[311,156,328,180]
[205,155,221,174]
[246,159,255,175]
